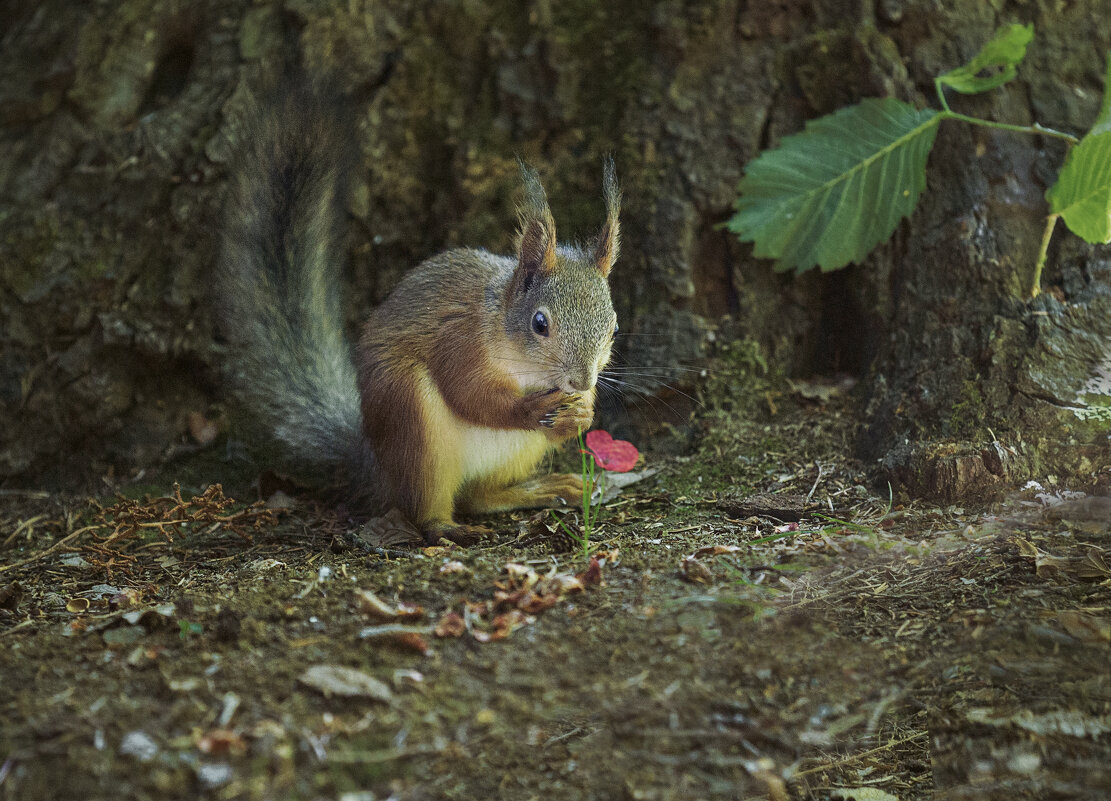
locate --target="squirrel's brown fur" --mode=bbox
[216,81,619,544]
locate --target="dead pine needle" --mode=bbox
[792,729,928,779]
[0,525,103,573]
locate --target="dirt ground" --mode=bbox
[2,390,1111,801]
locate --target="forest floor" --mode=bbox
[2,383,1111,801]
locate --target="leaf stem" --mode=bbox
[1031,214,1059,298]
[933,78,952,113]
[939,110,1079,144]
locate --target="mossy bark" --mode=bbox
[1,0,1109,499]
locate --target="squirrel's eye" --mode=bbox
[531,310,550,337]
[612,321,619,338]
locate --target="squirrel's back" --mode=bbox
[214,81,374,488]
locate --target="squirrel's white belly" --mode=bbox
[416,372,551,485]
[456,423,549,482]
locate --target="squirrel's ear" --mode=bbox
[511,161,558,294]
[593,157,620,278]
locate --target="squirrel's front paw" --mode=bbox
[520,389,594,440]
[539,395,595,441]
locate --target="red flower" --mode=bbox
[584,430,639,472]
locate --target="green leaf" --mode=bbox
[1048,132,1111,244]
[1047,50,1111,244]
[937,24,1034,95]
[728,98,941,274]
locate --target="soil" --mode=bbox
[2,391,1110,801]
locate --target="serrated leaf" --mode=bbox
[1047,131,1111,244]
[728,98,940,274]
[937,23,1034,94]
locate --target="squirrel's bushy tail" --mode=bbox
[215,80,373,487]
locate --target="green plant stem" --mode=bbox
[933,78,952,113]
[1031,213,1059,298]
[550,429,598,558]
[580,430,590,537]
[939,110,1079,144]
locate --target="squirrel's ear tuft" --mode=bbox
[512,161,558,294]
[594,157,621,278]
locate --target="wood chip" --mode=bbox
[716,492,809,521]
[297,665,393,703]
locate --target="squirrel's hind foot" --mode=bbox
[421,522,492,547]
[462,473,586,514]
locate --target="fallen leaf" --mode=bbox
[1080,547,1111,579]
[434,611,466,638]
[196,728,247,757]
[578,556,604,586]
[680,557,713,583]
[109,587,143,609]
[540,573,586,595]
[394,632,431,655]
[1012,538,1098,579]
[829,788,898,801]
[472,610,531,643]
[353,589,424,622]
[692,545,742,558]
[585,429,640,472]
[356,624,433,655]
[509,587,563,614]
[0,582,23,611]
[247,558,286,571]
[595,467,661,502]
[1031,545,1108,580]
[503,562,540,590]
[297,665,393,703]
[1055,610,1111,643]
[356,508,423,548]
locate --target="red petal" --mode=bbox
[585,429,639,472]
[585,429,614,450]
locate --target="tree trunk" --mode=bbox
[2,0,1109,499]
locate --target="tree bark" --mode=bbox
[1,0,1109,499]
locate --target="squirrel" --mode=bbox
[215,81,620,545]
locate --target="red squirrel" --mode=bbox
[215,81,619,544]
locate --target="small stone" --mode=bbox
[120,730,159,762]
